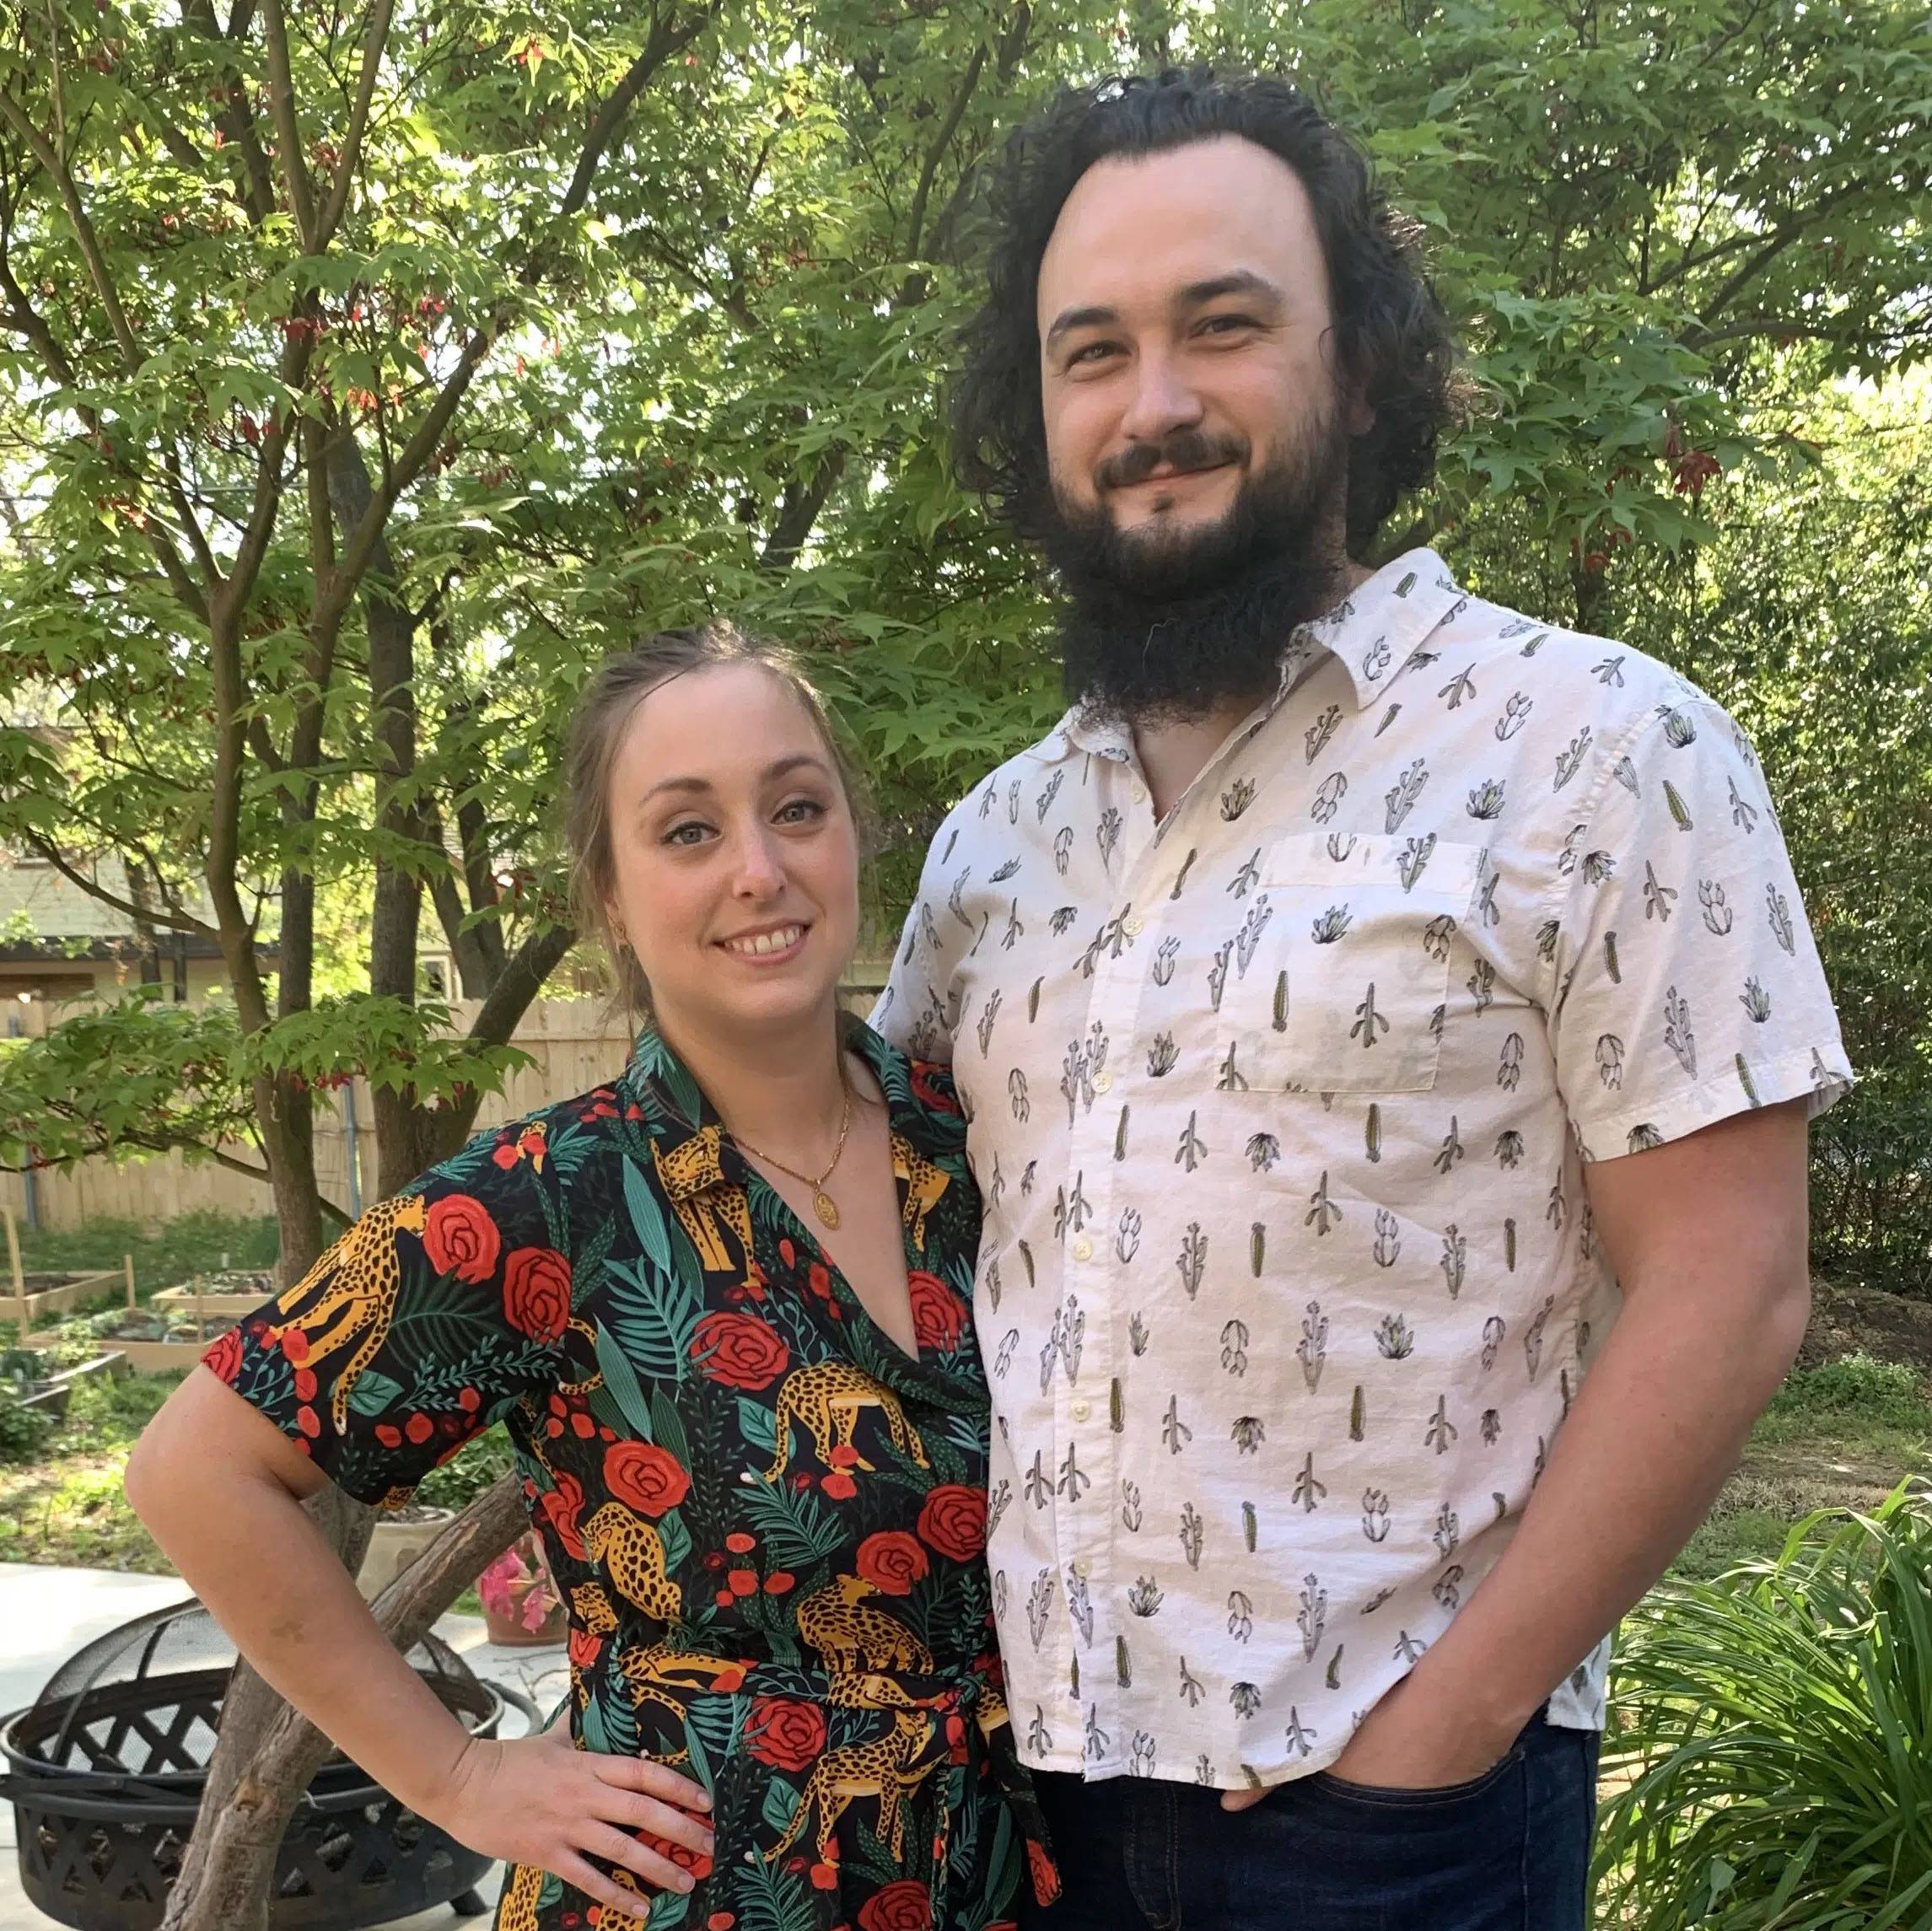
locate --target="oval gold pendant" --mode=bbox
[813,1191,841,1229]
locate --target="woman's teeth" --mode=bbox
[724,925,804,957]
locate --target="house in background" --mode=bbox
[0,849,279,1009]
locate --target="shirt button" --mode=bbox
[1070,1398,1090,1422]
[1092,1069,1113,1095]
[1122,914,1144,938]
[1074,1558,1092,1579]
[1072,1237,1093,1262]
[1131,780,1148,804]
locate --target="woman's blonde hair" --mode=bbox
[563,621,867,1021]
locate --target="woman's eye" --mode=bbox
[776,798,827,825]
[664,820,711,847]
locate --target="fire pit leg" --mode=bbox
[450,1887,491,1917]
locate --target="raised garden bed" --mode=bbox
[0,1348,129,1423]
[5,1207,141,1347]
[149,1268,275,1322]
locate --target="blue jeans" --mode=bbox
[1018,1709,1598,1931]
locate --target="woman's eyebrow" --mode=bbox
[638,754,828,805]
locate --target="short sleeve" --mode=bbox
[201,1121,571,1504]
[1547,697,1854,1162]
[870,804,971,1067]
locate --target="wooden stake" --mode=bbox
[125,1252,137,1312]
[4,1203,24,1338]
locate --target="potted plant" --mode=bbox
[357,1503,456,1600]
[476,1530,567,1645]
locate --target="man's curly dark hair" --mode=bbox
[952,68,1466,560]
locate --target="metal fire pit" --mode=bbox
[0,1600,529,1930]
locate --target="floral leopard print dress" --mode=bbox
[207,1019,1057,1931]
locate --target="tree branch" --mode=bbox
[903,41,984,262]
[467,921,575,1049]
[314,0,394,247]
[19,834,218,938]
[557,8,714,223]
[0,86,143,368]
[258,0,319,250]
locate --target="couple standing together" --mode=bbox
[131,68,1851,1931]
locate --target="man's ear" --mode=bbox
[1344,379,1375,439]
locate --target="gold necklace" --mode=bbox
[732,1089,854,1230]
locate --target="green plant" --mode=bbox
[1597,1483,1932,1926]
[412,1422,516,1512]
[1766,1354,1929,1430]
[0,1380,51,1463]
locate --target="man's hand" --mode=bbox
[1219,1672,1518,1812]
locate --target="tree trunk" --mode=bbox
[159,1477,528,1931]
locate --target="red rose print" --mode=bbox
[690,1311,788,1390]
[503,1246,571,1342]
[422,1193,501,1283]
[858,1880,933,1931]
[1027,1838,1062,1904]
[744,1696,826,1772]
[540,1470,586,1559]
[854,1531,928,1596]
[909,1061,960,1116]
[603,1440,690,1518]
[915,1484,986,1563]
[907,1272,966,1353]
[201,1328,244,1385]
[821,1471,858,1501]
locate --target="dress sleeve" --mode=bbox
[1546,697,1854,1163]
[201,1121,572,1504]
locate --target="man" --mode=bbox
[873,68,1850,1931]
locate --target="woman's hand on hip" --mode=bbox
[439,1719,715,1912]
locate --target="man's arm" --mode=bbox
[1226,1098,1810,1803]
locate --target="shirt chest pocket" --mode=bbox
[1225,832,1485,1095]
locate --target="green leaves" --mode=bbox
[1598,1484,1932,1927]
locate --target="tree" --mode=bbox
[2,3,1927,1924]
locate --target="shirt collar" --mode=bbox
[1045,547,1467,760]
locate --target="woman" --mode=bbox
[127,624,1056,1931]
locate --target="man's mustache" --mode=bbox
[1094,430,1249,493]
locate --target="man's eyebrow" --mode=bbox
[1176,270,1287,310]
[1044,304,1118,347]
[638,753,829,805]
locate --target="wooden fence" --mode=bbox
[3,973,891,1235]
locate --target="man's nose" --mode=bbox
[1117,347,1204,446]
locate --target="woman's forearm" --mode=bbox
[125,1384,475,1821]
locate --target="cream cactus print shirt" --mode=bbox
[873,549,1851,1791]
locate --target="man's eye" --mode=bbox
[1198,314,1257,337]
[1068,342,1118,368]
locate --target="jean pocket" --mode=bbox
[1307,1742,1526,1815]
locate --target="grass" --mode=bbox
[0,1366,184,1572]
[1670,1353,1932,1582]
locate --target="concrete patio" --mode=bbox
[0,1565,568,1931]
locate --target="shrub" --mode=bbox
[1597,1483,1932,1925]
[0,1381,52,1463]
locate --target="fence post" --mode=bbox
[4,1202,25,1338]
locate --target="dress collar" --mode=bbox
[1041,547,1468,761]
[622,1017,945,1204]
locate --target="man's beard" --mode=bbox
[1038,418,1350,726]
